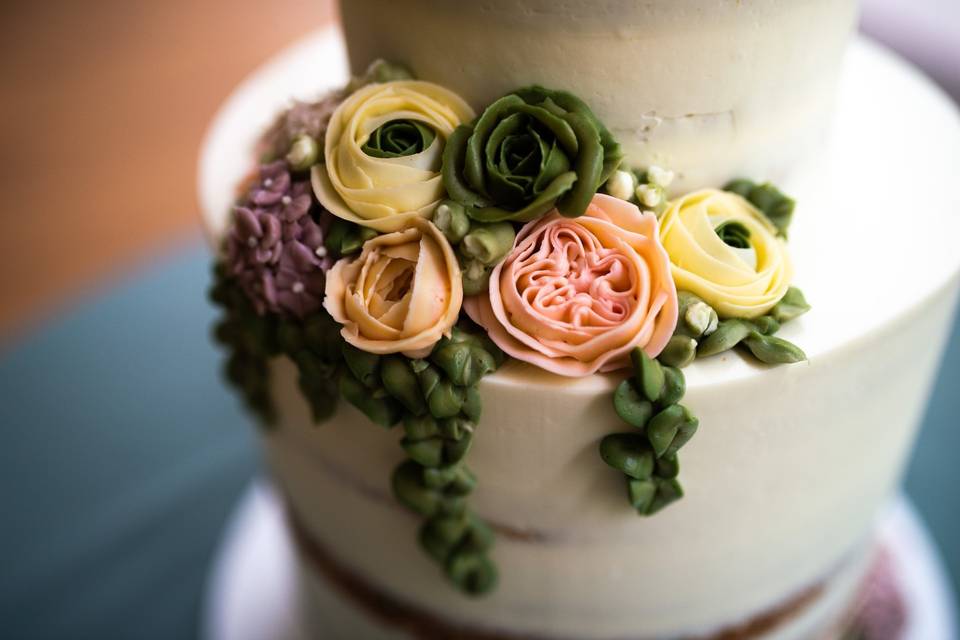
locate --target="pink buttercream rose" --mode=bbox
[465,194,678,377]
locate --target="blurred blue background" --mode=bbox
[0,0,958,638]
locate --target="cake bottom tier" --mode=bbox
[286,506,873,640]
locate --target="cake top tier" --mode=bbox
[340,0,858,192]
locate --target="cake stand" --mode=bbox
[198,26,960,640]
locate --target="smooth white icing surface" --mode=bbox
[197,29,960,640]
[340,0,859,193]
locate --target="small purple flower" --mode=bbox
[226,162,332,319]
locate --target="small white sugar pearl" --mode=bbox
[281,195,292,206]
[292,282,305,294]
[315,246,328,258]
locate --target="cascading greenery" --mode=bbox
[334,323,508,595]
[210,264,345,426]
[211,264,505,595]
[600,348,696,515]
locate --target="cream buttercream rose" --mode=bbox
[311,80,474,232]
[659,189,793,318]
[465,194,678,377]
[324,218,463,357]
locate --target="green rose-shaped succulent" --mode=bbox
[442,86,623,222]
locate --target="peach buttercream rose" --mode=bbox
[465,194,678,377]
[311,80,474,233]
[659,189,793,318]
[324,218,463,357]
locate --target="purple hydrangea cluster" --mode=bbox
[226,161,333,319]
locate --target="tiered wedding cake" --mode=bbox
[200,1,960,638]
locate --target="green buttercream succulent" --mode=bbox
[442,86,623,222]
[362,119,436,158]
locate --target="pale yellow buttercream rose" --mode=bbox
[324,218,463,357]
[659,189,793,318]
[311,80,474,232]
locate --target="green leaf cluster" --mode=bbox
[601,348,698,516]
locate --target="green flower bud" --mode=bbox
[428,379,465,418]
[599,433,655,480]
[613,379,654,429]
[433,200,471,244]
[431,340,497,387]
[741,332,807,364]
[341,343,381,388]
[446,550,498,596]
[461,257,492,296]
[771,287,811,323]
[696,319,753,358]
[285,134,319,171]
[658,335,698,369]
[339,371,401,428]
[630,347,664,402]
[381,356,427,415]
[646,404,698,458]
[460,222,516,266]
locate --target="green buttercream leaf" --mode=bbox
[771,287,811,323]
[723,178,796,237]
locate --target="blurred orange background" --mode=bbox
[0,0,335,341]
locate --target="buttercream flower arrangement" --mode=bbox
[210,60,810,596]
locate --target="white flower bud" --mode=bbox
[646,165,675,188]
[604,169,637,201]
[636,184,662,208]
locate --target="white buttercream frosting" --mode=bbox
[340,0,859,192]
